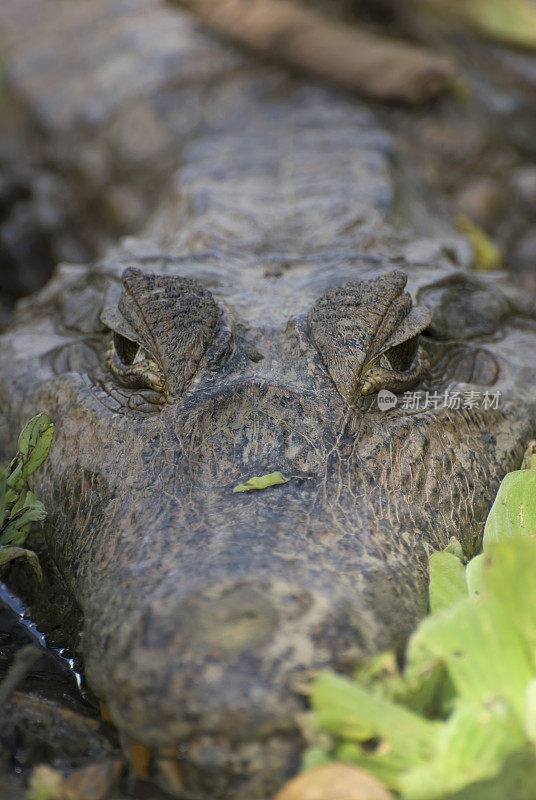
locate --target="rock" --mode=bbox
[64,761,122,800]
[274,763,394,800]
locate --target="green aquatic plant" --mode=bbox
[307,443,536,799]
[0,412,54,577]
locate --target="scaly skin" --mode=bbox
[1,2,536,798]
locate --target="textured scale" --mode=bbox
[0,3,536,799]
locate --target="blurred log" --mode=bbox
[172,0,455,103]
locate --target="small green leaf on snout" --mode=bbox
[232,471,289,493]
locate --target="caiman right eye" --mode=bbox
[99,268,220,411]
[105,333,166,395]
[307,272,430,403]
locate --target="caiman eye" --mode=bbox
[113,332,140,366]
[359,335,429,397]
[98,268,220,412]
[308,271,430,403]
[378,335,419,373]
[105,333,166,395]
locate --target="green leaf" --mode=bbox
[333,741,411,793]
[524,677,536,744]
[0,413,52,577]
[465,553,485,598]
[17,412,52,456]
[409,594,532,721]
[0,467,6,520]
[401,703,526,800]
[456,214,501,271]
[1,500,47,545]
[428,551,468,613]
[6,460,23,491]
[0,544,41,578]
[353,651,407,701]
[463,0,536,48]
[232,471,289,493]
[356,648,452,720]
[424,0,536,49]
[444,747,536,800]
[483,469,536,546]
[312,671,438,764]
[444,536,464,561]
[18,413,54,480]
[10,488,29,516]
[480,537,536,667]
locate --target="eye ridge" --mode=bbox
[307,272,431,403]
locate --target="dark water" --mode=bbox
[0,582,88,708]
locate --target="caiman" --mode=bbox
[1,1,536,798]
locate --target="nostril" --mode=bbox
[184,585,279,652]
[100,580,319,750]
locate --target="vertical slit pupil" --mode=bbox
[385,335,419,371]
[114,333,140,365]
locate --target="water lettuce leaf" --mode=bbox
[0,412,54,574]
[482,468,536,546]
[428,550,467,613]
[15,412,54,481]
[401,703,526,799]
[312,670,439,764]
[308,451,536,798]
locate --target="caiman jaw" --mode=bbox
[121,735,300,799]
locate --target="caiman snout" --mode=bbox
[105,577,314,741]
[182,583,280,652]
[94,573,365,793]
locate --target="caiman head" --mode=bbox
[1,256,535,798]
